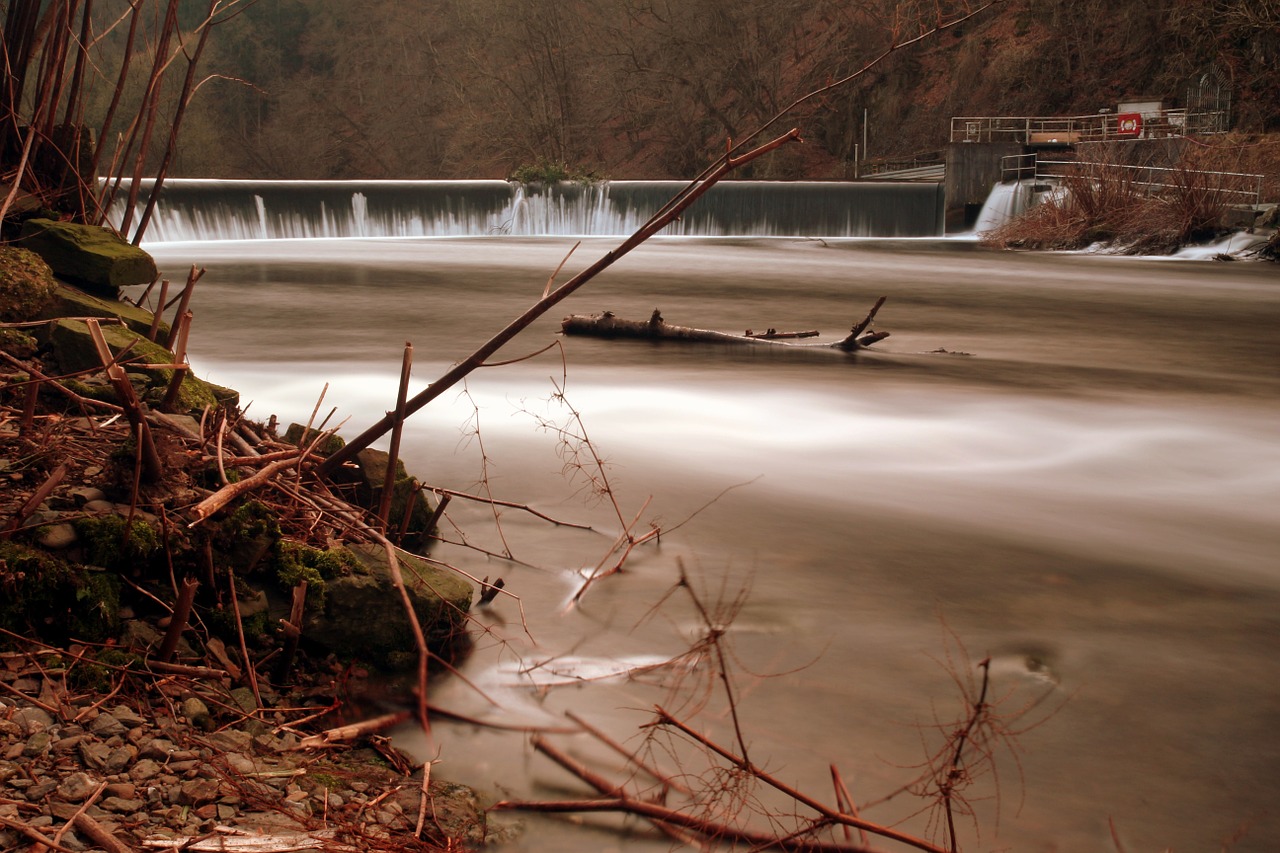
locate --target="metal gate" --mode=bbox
[1186,67,1231,134]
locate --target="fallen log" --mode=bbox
[561,299,889,353]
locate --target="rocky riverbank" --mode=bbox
[1,677,487,852]
[1,222,488,852]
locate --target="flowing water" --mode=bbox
[139,231,1280,853]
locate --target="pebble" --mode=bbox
[57,771,100,802]
[14,706,54,734]
[90,712,127,737]
[0,675,486,850]
[67,486,107,505]
[37,522,78,549]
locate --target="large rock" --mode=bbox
[0,246,58,321]
[285,430,437,555]
[304,543,472,670]
[39,318,237,413]
[17,218,157,294]
[39,282,168,339]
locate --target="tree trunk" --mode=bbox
[560,305,889,351]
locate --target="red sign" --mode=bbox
[1116,113,1143,137]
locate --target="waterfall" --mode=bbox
[351,191,368,237]
[974,181,1031,234]
[108,179,946,243]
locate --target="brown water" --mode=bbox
[145,236,1280,853]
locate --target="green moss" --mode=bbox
[0,541,122,644]
[0,329,38,358]
[42,318,223,413]
[18,218,157,291]
[60,377,120,403]
[204,603,269,641]
[308,772,342,790]
[73,515,160,572]
[226,500,280,539]
[97,647,143,669]
[283,423,345,455]
[272,542,361,609]
[40,282,167,338]
[509,161,603,185]
[0,247,58,322]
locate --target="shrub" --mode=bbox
[983,156,1242,254]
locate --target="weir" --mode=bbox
[110,179,945,242]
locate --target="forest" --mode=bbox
[5,0,1277,184]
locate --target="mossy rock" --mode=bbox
[284,423,346,456]
[0,328,38,358]
[40,318,232,413]
[0,246,58,322]
[329,447,437,555]
[73,514,161,573]
[270,541,363,609]
[303,542,472,670]
[0,541,122,645]
[39,281,169,339]
[18,218,157,294]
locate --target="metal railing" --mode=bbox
[999,153,1264,204]
[949,109,1234,144]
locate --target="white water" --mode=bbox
[110,179,944,241]
[973,180,1029,233]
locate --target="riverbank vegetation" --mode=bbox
[982,139,1280,254]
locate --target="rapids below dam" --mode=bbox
[138,231,1280,853]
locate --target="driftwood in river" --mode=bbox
[561,296,890,352]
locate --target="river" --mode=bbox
[142,234,1280,853]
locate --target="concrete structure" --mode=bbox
[944,141,1023,233]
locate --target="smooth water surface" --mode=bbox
[143,236,1280,853]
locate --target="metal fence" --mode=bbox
[948,109,1229,144]
[999,153,1264,205]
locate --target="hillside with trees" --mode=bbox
[169,0,1279,180]
[3,0,1279,188]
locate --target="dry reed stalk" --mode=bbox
[378,342,413,527]
[157,578,199,662]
